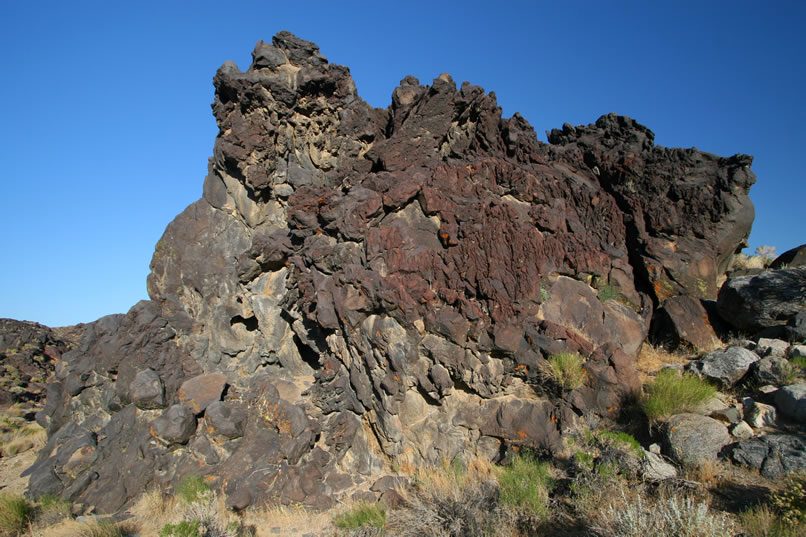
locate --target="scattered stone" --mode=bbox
[730,434,806,478]
[788,345,806,359]
[710,406,742,425]
[774,383,806,423]
[664,413,731,465]
[730,421,754,440]
[642,450,677,480]
[178,373,228,414]
[686,347,759,387]
[755,338,789,358]
[757,385,779,396]
[648,443,662,455]
[226,488,252,511]
[743,400,777,428]
[751,356,795,386]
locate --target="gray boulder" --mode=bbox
[641,450,677,480]
[750,356,795,386]
[686,346,759,387]
[664,413,731,465]
[774,383,806,423]
[129,368,165,410]
[204,401,247,439]
[717,267,806,335]
[151,404,197,445]
[755,338,789,358]
[730,434,806,478]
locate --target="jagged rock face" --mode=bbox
[0,319,72,409]
[29,32,756,513]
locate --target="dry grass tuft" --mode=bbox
[246,504,330,537]
[0,424,47,457]
[635,344,692,383]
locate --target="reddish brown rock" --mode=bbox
[178,373,228,413]
[651,295,720,351]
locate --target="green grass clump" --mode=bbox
[598,431,645,459]
[333,503,386,530]
[642,369,716,421]
[791,355,806,370]
[160,519,202,537]
[597,284,621,303]
[176,475,211,505]
[497,451,554,519]
[547,352,586,391]
[0,493,33,537]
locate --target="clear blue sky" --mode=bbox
[1,1,804,327]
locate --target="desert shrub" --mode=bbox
[0,493,33,537]
[177,474,212,505]
[740,504,804,537]
[333,503,386,531]
[642,369,716,421]
[597,490,735,537]
[546,352,586,391]
[497,451,554,519]
[387,457,505,537]
[771,472,806,527]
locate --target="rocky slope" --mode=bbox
[26,32,757,514]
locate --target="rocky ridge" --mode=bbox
[25,32,762,514]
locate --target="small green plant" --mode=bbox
[497,451,554,519]
[771,472,806,528]
[597,284,621,303]
[333,503,386,530]
[37,493,71,520]
[642,369,717,421]
[0,493,33,537]
[160,519,202,537]
[547,352,586,390]
[791,355,806,370]
[176,474,211,505]
[598,431,644,459]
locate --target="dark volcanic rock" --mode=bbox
[730,434,806,478]
[28,32,758,512]
[770,243,806,269]
[716,268,806,337]
[0,319,73,408]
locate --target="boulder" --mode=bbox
[129,368,165,410]
[650,295,720,351]
[750,356,794,386]
[686,346,759,387]
[204,401,247,439]
[151,404,197,445]
[770,243,806,269]
[664,413,731,465]
[178,373,228,413]
[710,406,742,425]
[730,434,806,478]
[743,400,777,428]
[755,338,789,358]
[729,421,754,440]
[716,268,806,335]
[641,450,677,480]
[774,383,806,423]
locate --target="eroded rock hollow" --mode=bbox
[27,32,756,513]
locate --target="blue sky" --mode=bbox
[1,1,804,327]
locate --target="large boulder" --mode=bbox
[774,383,806,423]
[650,295,720,351]
[664,413,731,465]
[27,32,758,513]
[730,434,806,478]
[685,346,759,388]
[716,268,806,337]
[770,243,806,269]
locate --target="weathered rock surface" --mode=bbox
[664,413,731,465]
[686,346,759,388]
[27,32,758,512]
[730,434,806,478]
[717,268,806,338]
[774,383,806,423]
[770,243,806,269]
[0,319,73,408]
[650,295,720,351]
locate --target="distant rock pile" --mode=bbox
[26,32,764,513]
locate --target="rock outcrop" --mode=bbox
[26,32,757,513]
[0,319,73,410]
